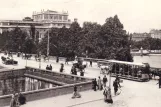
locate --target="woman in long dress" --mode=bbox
[97,76,102,90]
[10,94,16,107]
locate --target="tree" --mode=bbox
[0,31,10,50]
[97,15,133,61]
[68,21,82,56]
[22,37,35,54]
[5,27,28,52]
[39,15,133,62]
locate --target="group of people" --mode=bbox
[92,75,108,91]
[46,64,53,70]
[70,64,85,76]
[92,75,114,104]
[10,92,26,107]
[91,75,122,104]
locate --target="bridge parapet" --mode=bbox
[0,68,26,80]
[25,66,93,83]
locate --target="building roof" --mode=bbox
[33,10,68,15]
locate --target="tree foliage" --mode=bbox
[131,37,161,50]
[0,27,35,54]
[40,15,133,61]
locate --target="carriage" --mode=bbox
[97,60,150,82]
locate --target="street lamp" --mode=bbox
[108,63,113,93]
[47,28,50,57]
[39,51,41,69]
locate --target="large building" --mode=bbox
[0,10,71,40]
[150,29,161,39]
[130,33,150,41]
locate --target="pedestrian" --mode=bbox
[92,78,97,91]
[60,64,64,72]
[18,92,26,105]
[65,57,68,65]
[113,80,118,95]
[106,88,113,104]
[49,64,52,70]
[72,85,81,98]
[15,93,20,107]
[103,75,108,88]
[115,75,121,87]
[56,56,59,63]
[10,93,16,107]
[73,67,77,75]
[46,65,49,70]
[90,60,92,67]
[97,76,102,90]
[156,76,161,88]
[80,70,84,76]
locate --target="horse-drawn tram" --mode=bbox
[98,60,150,82]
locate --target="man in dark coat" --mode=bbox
[72,85,81,98]
[157,76,161,88]
[103,75,108,87]
[60,64,64,72]
[90,60,92,67]
[56,56,59,63]
[92,78,97,91]
[49,64,52,70]
[18,93,26,105]
[46,65,49,70]
[113,80,118,95]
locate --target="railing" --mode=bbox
[25,67,93,82]
[0,67,93,106]
[0,68,26,80]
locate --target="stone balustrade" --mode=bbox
[0,67,94,106]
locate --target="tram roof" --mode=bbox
[98,60,145,66]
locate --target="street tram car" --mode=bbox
[97,60,150,82]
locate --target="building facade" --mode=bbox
[131,33,150,41]
[0,10,71,40]
[150,29,161,39]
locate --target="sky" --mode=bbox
[0,0,161,33]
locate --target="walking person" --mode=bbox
[49,64,52,70]
[105,88,113,104]
[97,76,102,90]
[56,56,59,63]
[92,78,97,91]
[156,76,161,88]
[60,64,64,73]
[71,65,75,75]
[90,60,92,67]
[72,85,81,98]
[115,75,121,87]
[65,57,68,65]
[18,92,26,105]
[10,93,16,107]
[46,65,49,70]
[103,75,108,88]
[80,70,84,76]
[113,80,118,95]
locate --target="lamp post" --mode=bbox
[39,51,41,69]
[108,63,113,93]
[25,55,27,67]
[38,38,41,69]
[47,28,50,57]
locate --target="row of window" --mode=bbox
[34,14,68,20]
